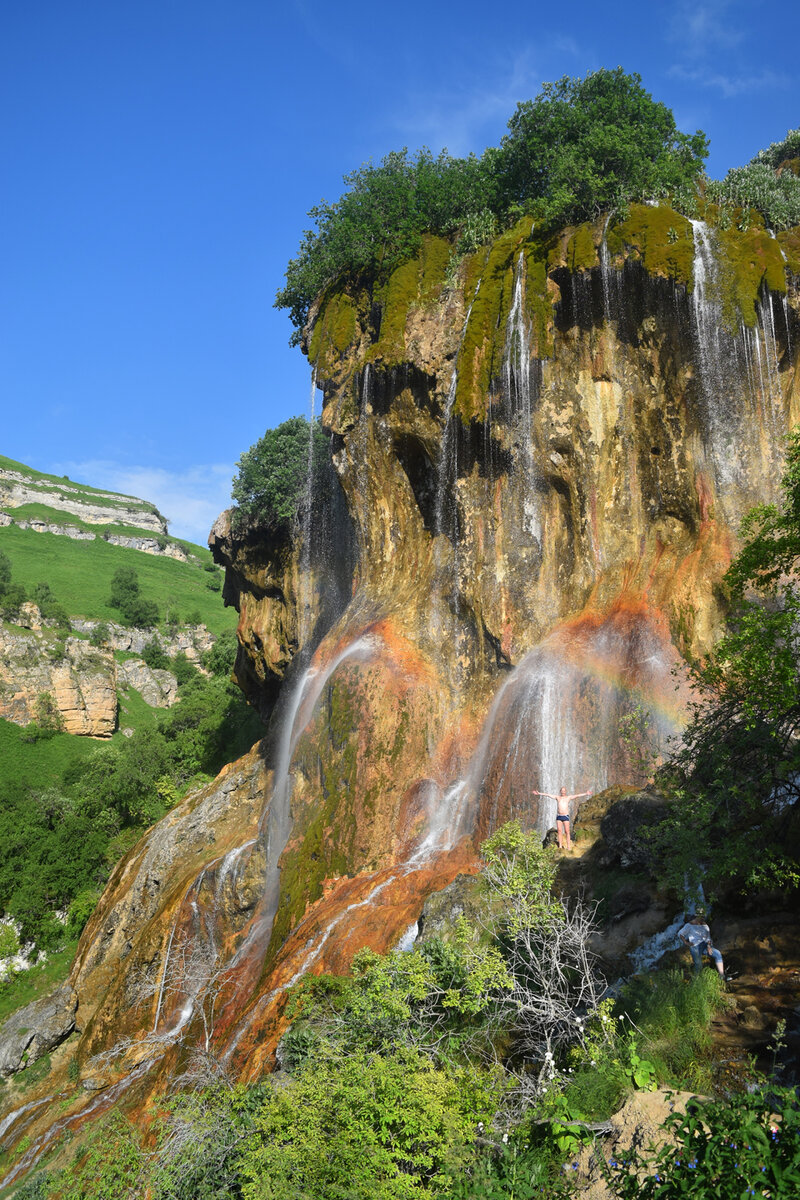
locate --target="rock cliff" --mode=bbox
[2,207,799,1178]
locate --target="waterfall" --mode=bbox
[256,635,379,946]
[431,277,483,688]
[297,368,318,646]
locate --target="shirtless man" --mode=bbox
[533,786,592,850]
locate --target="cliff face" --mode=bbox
[3,208,799,1178]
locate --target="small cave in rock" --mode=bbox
[394,434,438,534]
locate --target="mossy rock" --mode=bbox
[566,222,598,272]
[606,204,694,286]
[454,217,534,423]
[778,227,800,277]
[366,235,451,368]
[717,224,788,328]
[308,289,360,374]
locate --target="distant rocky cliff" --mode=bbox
[3,206,799,1178]
[0,463,168,536]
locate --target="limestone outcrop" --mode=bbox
[0,629,118,736]
[0,467,167,534]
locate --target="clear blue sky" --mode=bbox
[1,0,797,542]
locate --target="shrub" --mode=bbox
[108,566,159,628]
[706,162,800,231]
[231,416,336,532]
[239,1046,502,1200]
[607,1086,800,1198]
[89,621,111,647]
[141,638,171,671]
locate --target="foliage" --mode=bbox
[752,127,800,169]
[149,1082,263,1200]
[108,565,159,628]
[32,581,70,629]
[607,1086,800,1198]
[202,629,238,678]
[141,637,171,671]
[276,148,495,337]
[56,1112,146,1200]
[652,429,800,897]
[239,1045,502,1200]
[231,416,338,532]
[494,69,707,226]
[275,71,707,338]
[89,620,110,647]
[705,162,800,232]
[0,547,27,618]
[286,928,512,1062]
[479,822,604,1064]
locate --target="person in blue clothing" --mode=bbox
[678,913,725,977]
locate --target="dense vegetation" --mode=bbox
[231,415,339,532]
[276,69,710,338]
[276,61,800,345]
[16,825,772,1200]
[0,633,262,952]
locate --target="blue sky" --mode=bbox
[1,0,797,542]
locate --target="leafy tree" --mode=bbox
[276,148,495,339]
[108,566,159,628]
[202,630,238,678]
[232,416,337,531]
[0,549,11,593]
[494,68,708,224]
[653,429,800,897]
[0,550,26,618]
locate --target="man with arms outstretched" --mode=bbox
[533,785,592,850]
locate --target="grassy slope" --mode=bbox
[0,522,231,634]
[0,453,163,517]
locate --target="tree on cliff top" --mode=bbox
[275,69,707,338]
[232,416,337,533]
[493,68,708,223]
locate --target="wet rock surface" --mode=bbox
[0,985,77,1077]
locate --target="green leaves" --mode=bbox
[231,416,335,532]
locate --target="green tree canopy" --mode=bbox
[232,416,336,532]
[275,70,708,339]
[494,68,708,222]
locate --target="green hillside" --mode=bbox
[0,521,229,634]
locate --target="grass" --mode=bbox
[0,720,100,796]
[0,453,162,515]
[618,968,729,1089]
[0,523,232,635]
[0,940,78,1026]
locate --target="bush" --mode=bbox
[607,1086,800,1198]
[89,621,111,647]
[231,416,336,532]
[706,162,800,231]
[239,1046,502,1200]
[108,566,159,628]
[141,638,171,671]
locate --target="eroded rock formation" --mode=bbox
[3,207,799,1179]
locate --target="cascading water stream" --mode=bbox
[253,634,380,950]
[297,368,318,647]
[431,278,483,690]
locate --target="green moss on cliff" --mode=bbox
[606,204,694,285]
[454,218,532,423]
[717,224,788,328]
[566,223,598,272]
[308,290,359,374]
[778,228,800,276]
